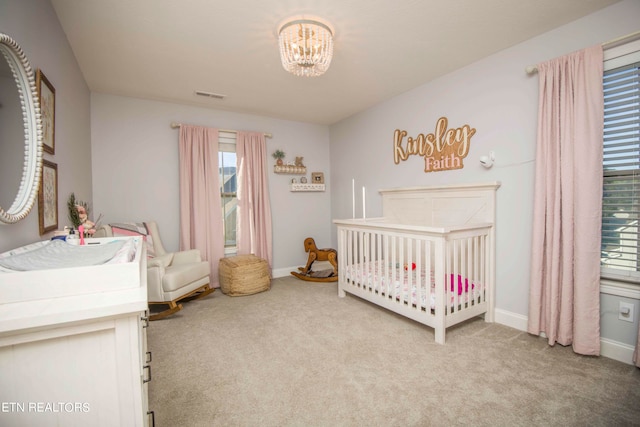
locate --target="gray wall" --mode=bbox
[90,93,332,274]
[0,0,637,362]
[328,0,640,359]
[0,0,91,253]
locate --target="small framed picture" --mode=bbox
[36,69,56,155]
[311,172,324,184]
[38,159,58,235]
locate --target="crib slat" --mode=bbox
[464,238,469,309]
[391,235,397,301]
[434,237,446,343]
[383,234,389,297]
[354,231,366,287]
[415,238,422,312]
[398,235,404,305]
[481,234,487,304]
[426,240,432,313]
[475,234,481,303]
[406,236,412,308]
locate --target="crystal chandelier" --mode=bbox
[278,18,334,77]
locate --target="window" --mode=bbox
[219,132,237,253]
[601,40,640,283]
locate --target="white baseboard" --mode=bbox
[273,262,335,279]
[494,308,528,332]
[493,308,636,365]
[272,266,298,279]
[600,338,636,365]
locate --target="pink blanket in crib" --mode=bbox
[344,261,478,308]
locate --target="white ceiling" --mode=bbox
[51,0,620,125]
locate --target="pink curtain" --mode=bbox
[236,131,273,269]
[527,45,604,356]
[178,125,225,286]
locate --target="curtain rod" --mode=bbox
[170,121,272,138]
[525,30,640,75]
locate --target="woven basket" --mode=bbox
[219,254,271,296]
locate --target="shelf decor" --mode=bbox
[290,183,325,192]
[311,172,324,184]
[274,165,306,174]
[272,149,285,166]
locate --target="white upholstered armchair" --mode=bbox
[94,221,213,320]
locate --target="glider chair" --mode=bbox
[94,221,214,320]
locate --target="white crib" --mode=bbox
[334,182,500,344]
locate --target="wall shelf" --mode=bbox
[290,183,325,192]
[274,165,306,174]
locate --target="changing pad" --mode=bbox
[0,239,126,271]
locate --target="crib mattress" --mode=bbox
[344,260,477,310]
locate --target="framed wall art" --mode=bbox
[311,172,324,184]
[36,69,56,154]
[38,159,58,235]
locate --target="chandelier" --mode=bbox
[278,17,334,77]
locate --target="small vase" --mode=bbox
[276,159,283,166]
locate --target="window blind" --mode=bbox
[601,60,640,280]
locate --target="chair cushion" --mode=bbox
[148,253,173,268]
[162,261,210,292]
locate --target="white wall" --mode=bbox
[90,93,332,272]
[0,0,92,253]
[329,0,640,355]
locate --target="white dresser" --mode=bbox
[0,237,153,427]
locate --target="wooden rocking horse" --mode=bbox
[290,237,338,282]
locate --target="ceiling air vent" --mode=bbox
[195,90,226,100]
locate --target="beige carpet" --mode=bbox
[147,276,640,427]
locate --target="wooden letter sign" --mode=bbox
[393,117,476,173]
